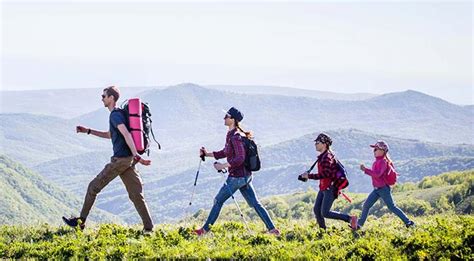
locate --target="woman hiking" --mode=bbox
[194,107,280,236]
[300,133,358,230]
[357,140,415,229]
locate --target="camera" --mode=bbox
[298,175,308,182]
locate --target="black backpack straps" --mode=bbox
[140,102,161,150]
[148,118,161,150]
[119,99,128,108]
[307,159,319,173]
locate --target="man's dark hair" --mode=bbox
[103,86,120,102]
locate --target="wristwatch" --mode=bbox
[133,155,141,162]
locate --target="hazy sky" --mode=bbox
[1,1,472,104]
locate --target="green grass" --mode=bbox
[1,215,472,259]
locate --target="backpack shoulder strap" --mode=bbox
[383,159,393,174]
[228,131,245,151]
[148,123,161,150]
[141,102,161,150]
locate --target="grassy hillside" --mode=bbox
[0,215,472,259]
[0,155,121,225]
[0,169,472,259]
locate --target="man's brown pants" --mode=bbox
[80,156,153,230]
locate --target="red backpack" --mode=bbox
[384,161,398,186]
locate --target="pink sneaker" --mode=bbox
[194,228,207,236]
[267,228,281,236]
[350,215,358,230]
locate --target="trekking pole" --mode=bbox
[183,151,206,219]
[214,162,251,233]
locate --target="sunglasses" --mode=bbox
[315,141,322,145]
[101,94,106,99]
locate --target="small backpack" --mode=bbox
[119,100,161,155]
[242,136,261,172]
[303,154,350,191]
[384,161,398,186]
[333,159,349,191]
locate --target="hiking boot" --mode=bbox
[350,215,358,230]
[267,228,281,236]
[142,228,153,236]
[194,228,207,236]
[349,224,361,230]
[406,221,415,228]
[62,216,85,230]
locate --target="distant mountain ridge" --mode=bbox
[0,83,378,119]
[205,84,377,100]
[1,84,473,224]
[0,87,151,118]
[76,84,473,145]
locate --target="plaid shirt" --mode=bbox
[213,128,250,177]
[308,150,338,190]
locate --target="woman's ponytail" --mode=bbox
[384,152,393,165]
[235,121,253,139]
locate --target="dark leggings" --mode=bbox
[313,187,351,229]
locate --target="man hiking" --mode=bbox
[62,86,154,233]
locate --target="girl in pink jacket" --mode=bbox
[357,140,415,229]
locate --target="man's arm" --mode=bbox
[89,129,111,139]
[76,125,110,139]
[117,124,151,166]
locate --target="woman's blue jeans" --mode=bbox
[203,176,275,231]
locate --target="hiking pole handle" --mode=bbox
[200,147,206,162]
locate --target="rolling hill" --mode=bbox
[0,155,121,225]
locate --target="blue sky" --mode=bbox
[1,1,472,104]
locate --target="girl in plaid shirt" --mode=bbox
[301,133,358,230]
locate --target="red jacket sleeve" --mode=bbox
[213,149,226,160]
[364,160,388,178]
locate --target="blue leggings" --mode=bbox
[313,187,351,229]
[358,186,410,227]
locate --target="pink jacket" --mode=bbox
[364,156,390,188]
